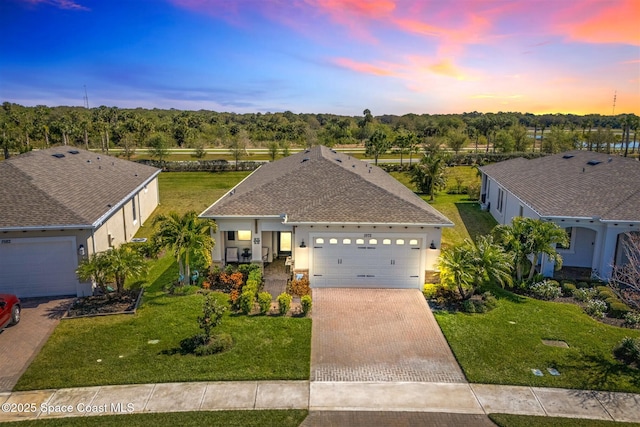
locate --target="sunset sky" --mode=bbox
[1,0,639,115]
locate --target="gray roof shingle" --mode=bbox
[0,148,160,229]
[201,146,452,225]
[479,151,640,221]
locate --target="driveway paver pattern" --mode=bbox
[0,297,72,392]
[310,288,466,383]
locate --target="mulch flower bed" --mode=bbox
[66,289,142,318]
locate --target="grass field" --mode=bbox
[135,171,250,239]
[391,166,497,248]
[435,285,640,393]
[15,251,311,390]
[0,410,308,427]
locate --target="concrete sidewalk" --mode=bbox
[1,381,639,423]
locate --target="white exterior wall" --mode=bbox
[211,218,445,287]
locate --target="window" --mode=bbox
[369,239,378,245]
[329,238,338,244]
[237,230,251,241]
[519,205,524,217]
[557,227,573,250]
[409,239,418,246]
[497,188,504,213]
[315,238,324,244]
[279,232,292,252]
[227,231,235,241]
[132,197,137,223]
[396,239,405,245]
[355,238,365,244]
[342,238,352,244]
[382,239,391,245]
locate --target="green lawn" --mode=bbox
[489,414,640,427]
[391,167,496,248]
[135,171,250,239]
[0,410,308,427]
[16,254,311,391]
[435,286,640,393]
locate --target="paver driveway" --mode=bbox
[311,288,466,382]
[0,298,72,392]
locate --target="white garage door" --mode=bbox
[311,235,422,288]
[0,237,79,298]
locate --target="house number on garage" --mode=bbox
[253,238,260,244]
[0,240,10,244]
[364,234,372,238]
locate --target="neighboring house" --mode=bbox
[479,150,640,279]
[200,145,453,289]
[0,148,160,298]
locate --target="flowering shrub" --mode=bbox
[572,287,597,302]
[585,299,607,318]
[528,280,562,300]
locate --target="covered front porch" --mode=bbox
[211,217,297,268]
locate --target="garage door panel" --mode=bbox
[0,238,79,298]
[311,235,422,289]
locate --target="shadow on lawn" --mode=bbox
[454,201,497,243]
[141,258,179,305]
[558,354,640,392]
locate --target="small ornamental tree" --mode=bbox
[198,294,227,340]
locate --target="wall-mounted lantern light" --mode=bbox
[429,240,437,250]
[299,240,307,248]
[78,244,86,256]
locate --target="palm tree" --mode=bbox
[410,154,447,201]
[494,217,569,281]
[76,252,113,294]
[365,129,390,165]
[438,236,513,300]
[153,211,217,286]
[106,245,147,294]
[439,244,475,299]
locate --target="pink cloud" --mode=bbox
[553,0,640,46]
[332,57,398,76]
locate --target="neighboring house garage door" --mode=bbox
[0,237,79,298]
[311,235,422,288]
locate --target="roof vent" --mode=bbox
[330,149,337,154]
[608,157,613,163]
[301,158,310,163]
[562,154,574,159]
[587,160,602,166]
[52,153,65,158]
[67,150,79,155]
[335,158,342,163]
[352,164,356,168]
[304,150,310,153]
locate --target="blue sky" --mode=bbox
[1,0,638,115]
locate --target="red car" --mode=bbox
[0,294,21,330]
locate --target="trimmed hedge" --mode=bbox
[136,159,262,172]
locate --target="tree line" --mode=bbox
[1,102,638,159]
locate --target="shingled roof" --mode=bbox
[201,145,452,226]
[480,150,640,222]
[0,147,160,230]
